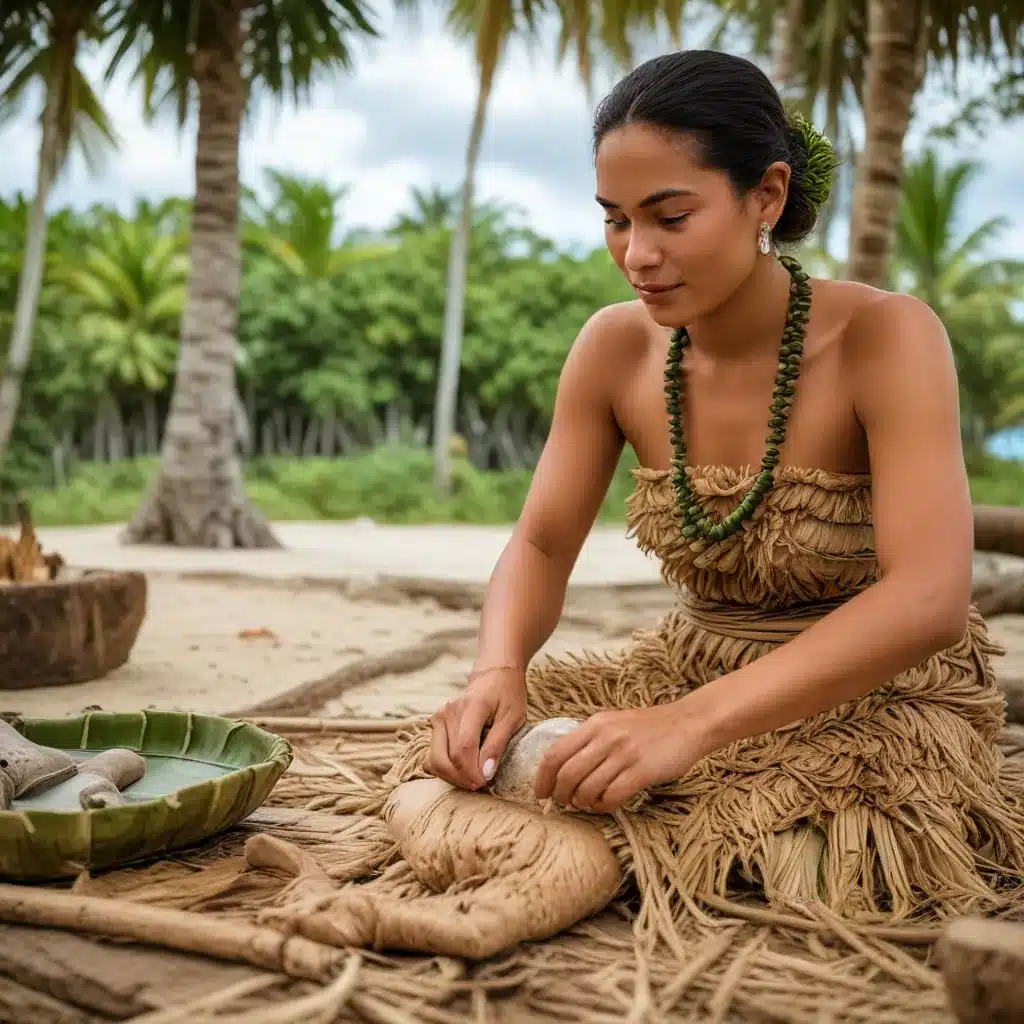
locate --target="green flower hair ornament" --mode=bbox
[788,112,838,212]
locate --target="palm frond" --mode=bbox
[0,3,116,179]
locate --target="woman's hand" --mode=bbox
[533,703,710,813]
[423,666,527,791]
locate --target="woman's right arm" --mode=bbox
[426,305,635,790]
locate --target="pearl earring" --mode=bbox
[758,222,772,255]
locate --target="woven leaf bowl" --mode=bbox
[0,710,292,881]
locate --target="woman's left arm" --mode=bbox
[535,293,975,812]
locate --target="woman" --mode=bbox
[419,48,1024,920]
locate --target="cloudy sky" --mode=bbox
[2,7,1022,259]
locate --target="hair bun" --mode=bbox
[787,113,838,212]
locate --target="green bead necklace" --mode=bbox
[664,254,812,544]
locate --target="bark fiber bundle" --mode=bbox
[376,468,1024,942]
[35,467,1024,1022]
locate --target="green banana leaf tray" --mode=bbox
[0,710,292,882]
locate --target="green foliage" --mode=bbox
[50,202,187,393]
[787,112,839,210]
[893,150,1024,445]
[0,3,118,180]
[968,457,1024,507]
[235,202,631,455]
[24,444,1023,529]
[243,170,396,279]
[27,457,160,525]
[1,155,1021,521]
[0,184,634,502]
[106,0,379,126]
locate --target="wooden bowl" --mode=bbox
[0,570,147,690]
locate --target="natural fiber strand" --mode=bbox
[35,466,1024,1022]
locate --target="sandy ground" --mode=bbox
[1,573,678,719]
[4,520,1024,719]
[4,553,1024,1024]
[3,565,1023,722]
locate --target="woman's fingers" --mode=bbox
[567,752,627,811]
[448,699,494,789]
[592,768,645,813]
[548,738,610,808]
[534,722,595,800]
[478,701,525,784]
[424,710,459,784]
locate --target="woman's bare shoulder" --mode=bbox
[575,299,658,357]
[565,300,659,393]
[814,279,950,365]
[819,280,946,356]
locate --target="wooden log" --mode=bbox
[0,974,103,1024]
[226,627,476,717]
[998,676,1024,725]
[0,923,268,1020]
[974,505,1024,559]
[241,715,423,734]
[972,570,1024,618]
[998,722,1024,759]
[0,884,343,982]
[0,570,147,690]
[935,916,1024,1024]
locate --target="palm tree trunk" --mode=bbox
[122,1,277,548]
[0,62,64,465]
[845,0,924,288]
[815,100,846,256]
[432,78,493,494]
[772,0,804,101]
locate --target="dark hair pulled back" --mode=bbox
[592,50,837,245]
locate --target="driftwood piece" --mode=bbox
[241,715,422,734]
[0,974,104,1024]
[0,884,343,982]
[0,923,268,1020]
[344,575,489,611]
[972,570,1024,618]
[974,505,1024,560]
[998,723,1024,759]
[0,570,147,690]
[935,916,1024,1024]
[998,676,1024,725]
[226,627,477,717]
[237,805,378,837]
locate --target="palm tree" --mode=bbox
[52,205,189,457]
[106,0,378,547]
[716,0,1020,288]
[893,150,1024,446]
[243,169,395,279]
[825,0,1019,289]
[389,184,461,236]
[431,0,685,494]
[0,1,116,466]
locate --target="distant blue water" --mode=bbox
[988,428,1024,461]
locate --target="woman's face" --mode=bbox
[595,123,774,328]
